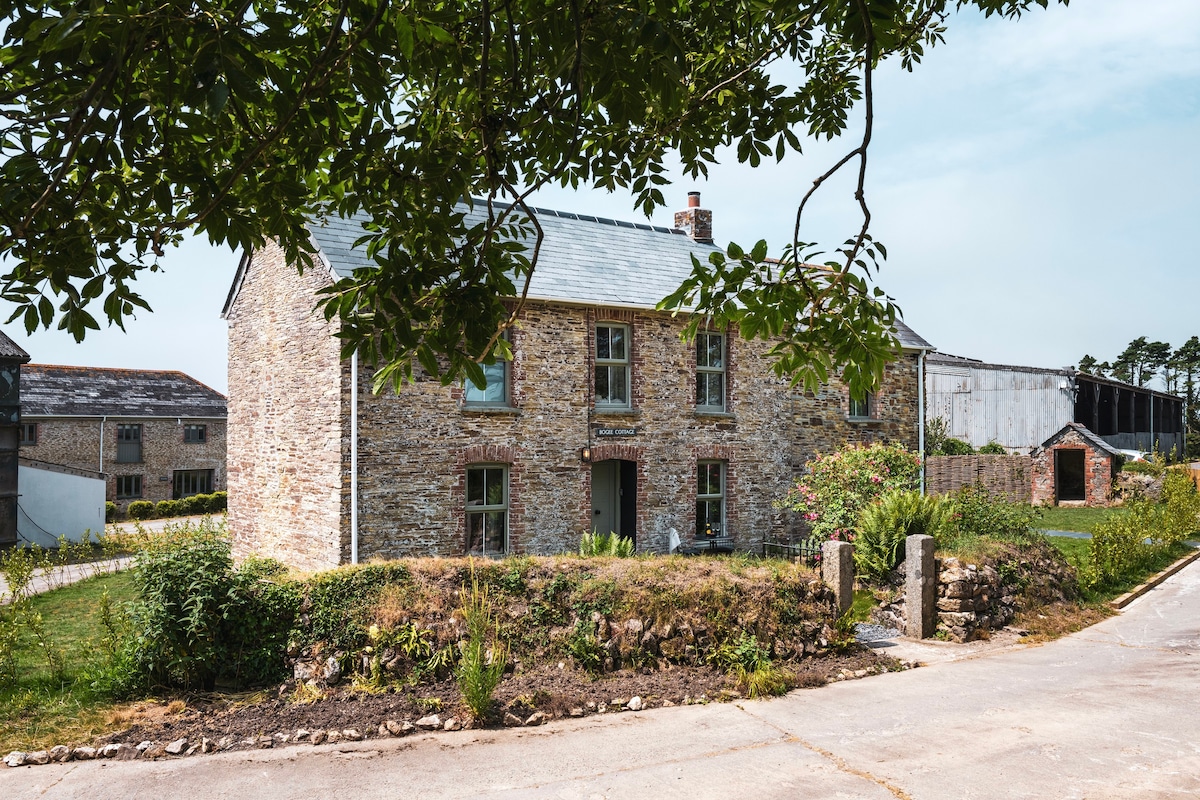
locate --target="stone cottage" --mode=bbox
[223,195,933,571]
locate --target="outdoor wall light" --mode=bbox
[580,447,592,463]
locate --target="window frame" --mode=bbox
[848,391,873,420]
[18,422,36,446]
[463,341,511,407]
[115,475,143,499]
[695,331,726,413]
[594,322,632,409]
[172,468,214,499]
[183,424,207,444]
[115,423,143,463]
[465,464,509,556]
[696,460,726,539]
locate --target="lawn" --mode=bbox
[0,570,137,753]
[1036,506,1122,534]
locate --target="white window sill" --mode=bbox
[594,407,640,416]
[695,409,734,419]
[461,405,520,415]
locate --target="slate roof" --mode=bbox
[303,204,934,351]
[1033,422,1123,458]
[0,329,30,362]
[20,365,227,418]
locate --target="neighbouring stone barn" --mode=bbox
[223,195,933,571]
[1030,422,1122,506]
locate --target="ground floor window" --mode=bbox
[173,469,213,499]
[116,475,142,499]
[466,465,508,555]
[18,422,36,446]
[697,460,725,538]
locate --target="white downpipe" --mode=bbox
[918,351,926,495]
[98,415,106,472]
[350,349,359,565]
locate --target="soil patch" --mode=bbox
[101,648,898,755]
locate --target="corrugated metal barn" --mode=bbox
[926,353,1185,456]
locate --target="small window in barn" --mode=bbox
[696,332,726,412]
[697,461,725,539]
[173,469,213,499]
[183,424,207,443]
[595,323,631,408]
[466,465,508,555]
[116,475,142,499]
[18,423,36,446]
[115,424,142,463]
[849,391,873,419]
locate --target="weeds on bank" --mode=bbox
[457,564,508,720]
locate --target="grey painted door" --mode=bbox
[592,460,620,535]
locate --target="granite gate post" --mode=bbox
[821,540,854,617]
[905,534,937,639]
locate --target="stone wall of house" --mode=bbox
[926,454,1032,502]
[1030,428,1117,506]
[226,247,923,568]
[19,416,226,508]
[351,301,923,561]
[225,241,348,571]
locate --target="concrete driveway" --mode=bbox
[5,561,1199,799]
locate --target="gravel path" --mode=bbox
[854,623,900,643]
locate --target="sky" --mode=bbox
[3,0,1198,396]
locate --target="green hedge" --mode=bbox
[118,492,228,521]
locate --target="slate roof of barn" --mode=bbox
[20,364,227,418]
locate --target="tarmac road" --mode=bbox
[5,560,1199,799]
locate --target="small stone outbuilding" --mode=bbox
[1030,422,1121,506]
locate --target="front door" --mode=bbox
[591,459,637,545]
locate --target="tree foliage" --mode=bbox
[1,0,1062,394]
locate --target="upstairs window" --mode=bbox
[696,332,726,412]
[697,461,725,539]
[18,422,36,446]
[595,323,630,408]
[115,424,142,463]
[183,424,207,443]
[466,465,508,555]
[849,391,873,419]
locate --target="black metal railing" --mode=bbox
[761,538,822,566]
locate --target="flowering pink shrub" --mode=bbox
[778,441,921,542]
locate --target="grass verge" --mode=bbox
[1036,506,1121,533]
[1046,535,1195,604]
[0,571,137,753]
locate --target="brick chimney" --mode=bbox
[674,191,712,243]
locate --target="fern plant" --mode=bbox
[855,490,954,582]
[578,530,635,557]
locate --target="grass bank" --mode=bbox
[0,571,137,753]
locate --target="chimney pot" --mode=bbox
[674,192,712,243]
